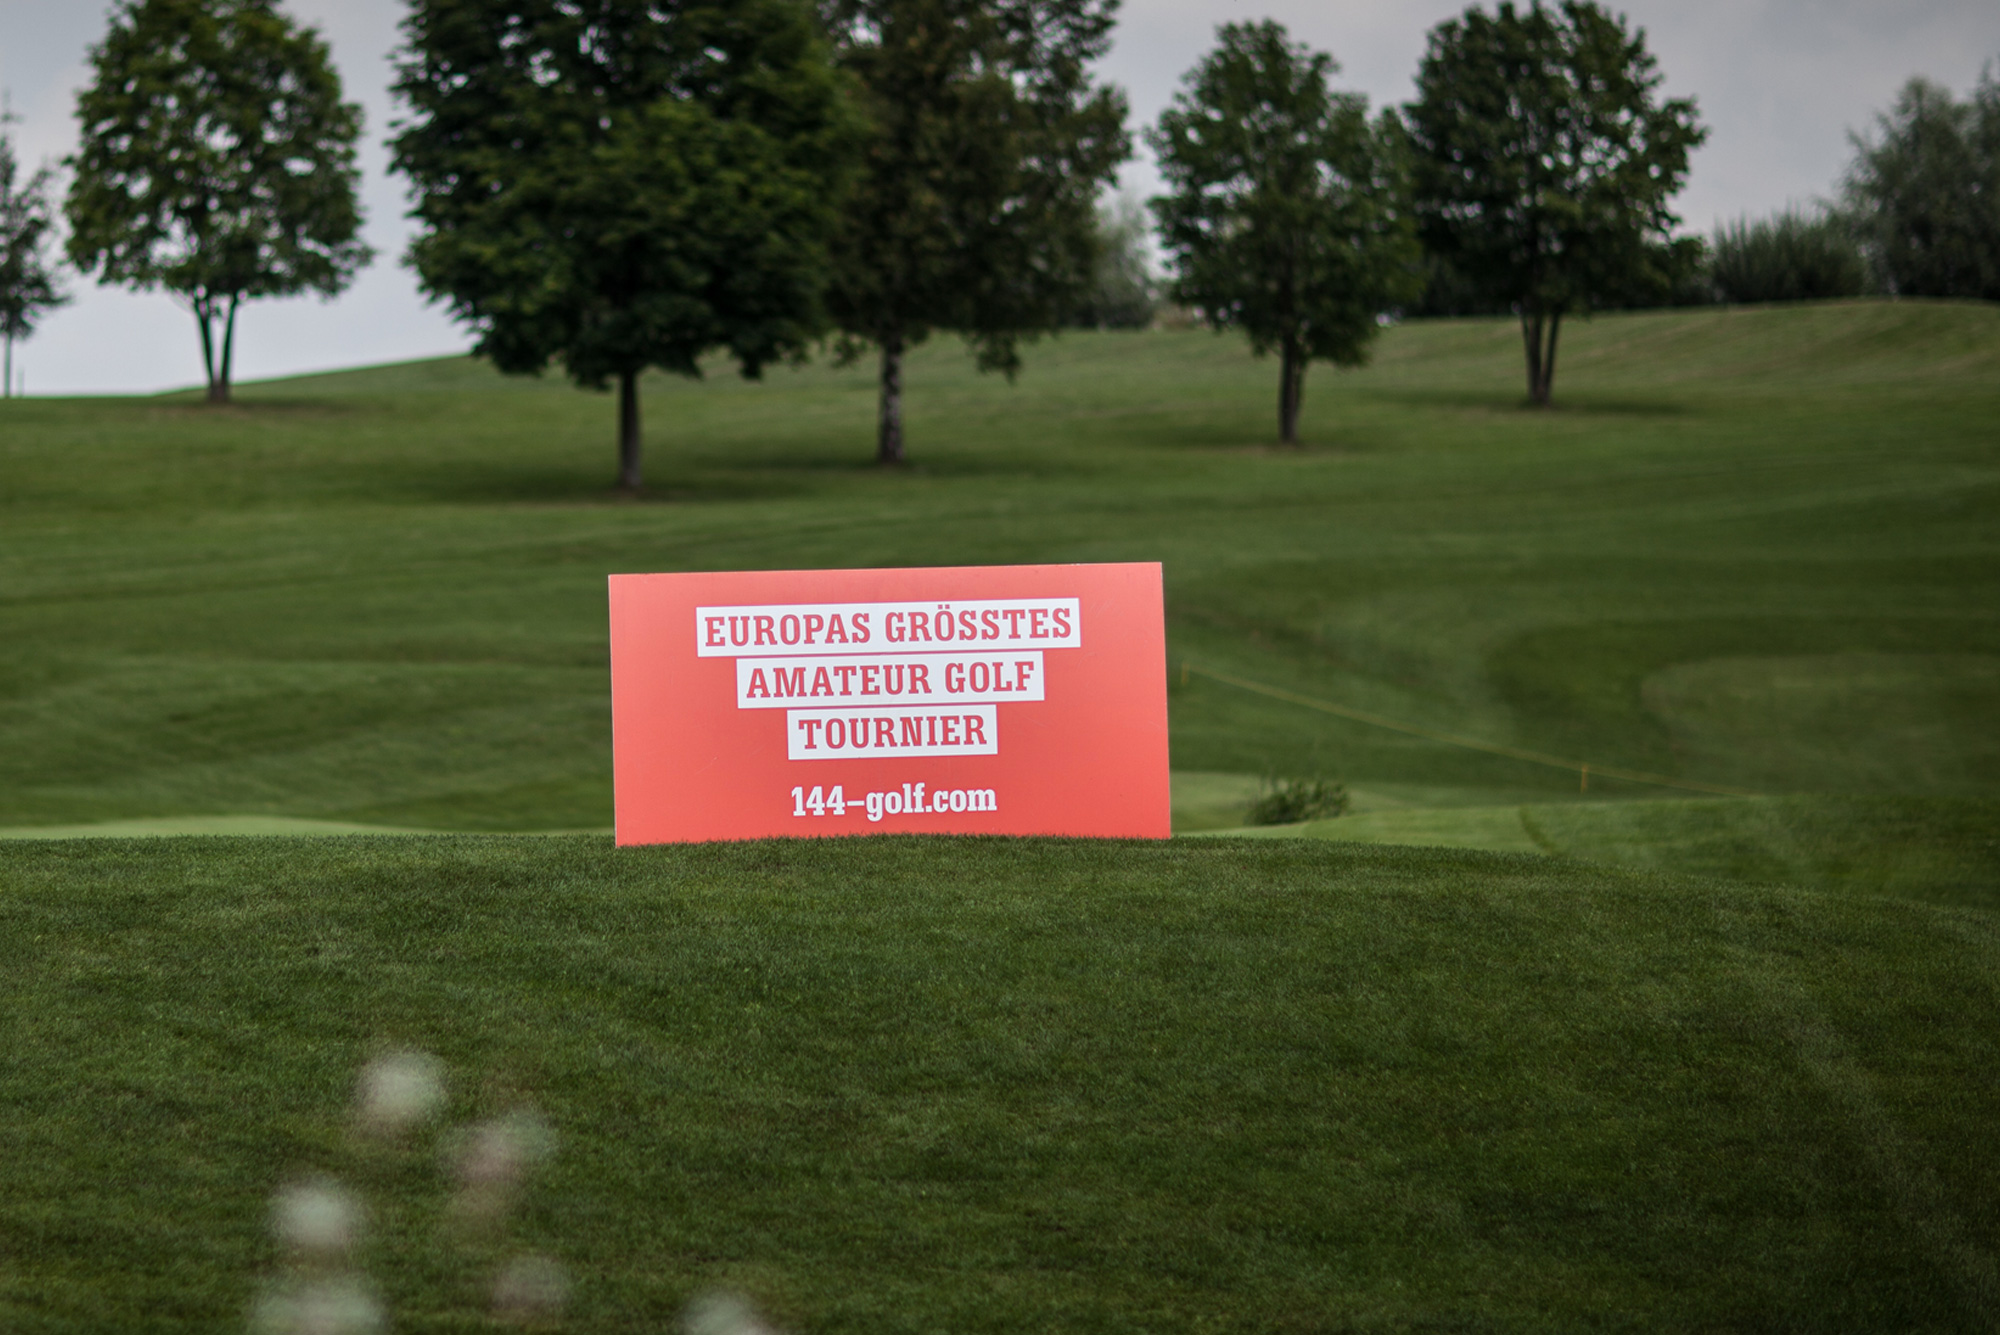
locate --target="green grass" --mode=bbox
[3,300,1997,852]
[3,835,1999,1332]
[3,299,1999,1327]
[1215,794,2000,913]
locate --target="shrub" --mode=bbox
[1711,210,1871,303]
[1248,777,1349,826]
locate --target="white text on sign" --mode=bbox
[785,705,1000,760]
[697,599,1079,658]
[736,652,1043,709]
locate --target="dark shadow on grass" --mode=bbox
[143,396,366,419]
[393,447,1089,508]
[1360,388,1694,417]
[393,462,826,508]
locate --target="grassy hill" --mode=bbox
[2,301,1998,1328]
[3,305,2000,823]
[3,301,1997,870]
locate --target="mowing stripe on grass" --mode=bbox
[1715,897,2000,1325]
[1185,662,1762,798]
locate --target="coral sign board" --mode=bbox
[608,563,1169,844]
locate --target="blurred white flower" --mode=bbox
[250,1274,384,1335]
[271,1177,363,1263]
[681,1290,778,1335]
[447,1107,556,1224]
[491,1252,569,1324]
[353,1050,446,1137]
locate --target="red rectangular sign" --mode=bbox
[608,563,1169,844]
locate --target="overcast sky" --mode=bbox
[2,0,1997,394]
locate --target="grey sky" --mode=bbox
[2,0,1996,394]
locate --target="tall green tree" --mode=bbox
[1405,1,1704,406]
[0,116,68,399]
[821,0,1129,463]
[1842,72,2000,301]
[393,0,859,491]
[65,0,370,404]
[1149,22,1419,445]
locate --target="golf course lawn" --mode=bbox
[2,299,1997,1328]
[4,835,1999,1332]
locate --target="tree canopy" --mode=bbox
[821,0,1129,463]
[392,0,860,491]
[1404,1,1704,406]
[1843,72,2000,301]
[0,120,68,399]
[65,0,370,403]
[1150,21,1419,444]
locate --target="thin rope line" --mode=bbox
[1184,662,1761,798]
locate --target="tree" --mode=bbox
[1842,72,2000,301]
[821,0,1129,463]
[65,0,371,404]
[1149,22,1419,444]
[392,0,859,492]
[1405,1,1705,406]
[0,114,67,399]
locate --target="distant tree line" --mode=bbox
[3,0,1995,465]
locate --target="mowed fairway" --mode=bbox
[2,300,1999,1329]
[5,837,2000,1332]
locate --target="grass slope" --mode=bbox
[2,301,1996,878]
[2,836,1998,1332]
[1214,795,2000,914]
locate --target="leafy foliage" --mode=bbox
[1404,1,1704,405]
[1247,776,1349,825]
[1150,21,1419,444]
[391,0,860,489]
[1067,194,1158,330]
[0,123,67,395]
[1842,73,2000,301]
[821,0,1129,462]
[1710,209,1870,304]
[64,0,370,402]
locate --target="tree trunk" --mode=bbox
[1278,337,1307,444]
[1521,309,1542,406]
[618,369,642,491]
[4,331,11,400]
[877,333,904,464]
[214,293,239,405]
[195,297,220,403]
[1521,307,1562,407]
[1540,310,1562,405]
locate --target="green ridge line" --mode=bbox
[1184,662,1762,798]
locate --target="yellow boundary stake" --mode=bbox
[1182,661,1760,799]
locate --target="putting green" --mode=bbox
[1642,652,2000,793]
